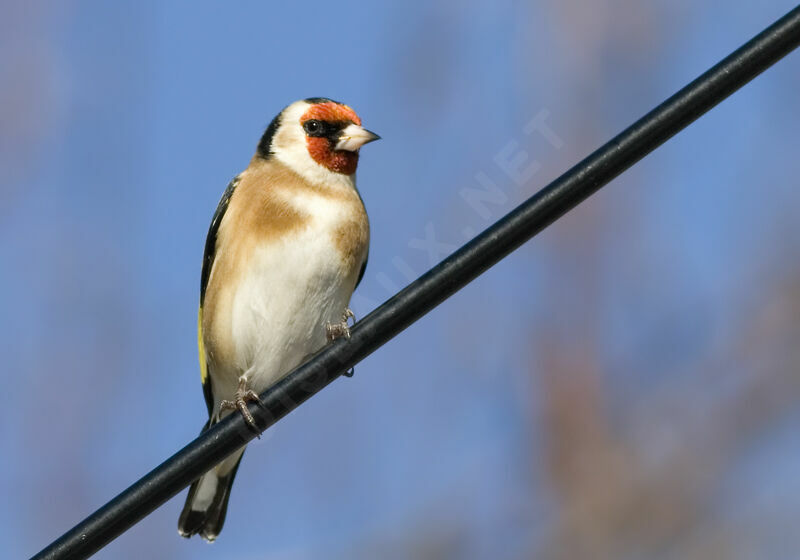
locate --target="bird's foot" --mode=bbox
[326,308,356,377]
[219,376,263,436]
[326,308,355,342]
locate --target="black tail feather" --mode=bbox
[178,451,244,541]
[177,420,244,541]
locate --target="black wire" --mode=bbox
[32,5,800,560]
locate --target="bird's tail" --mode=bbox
[178,421,245,542]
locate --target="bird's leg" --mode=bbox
[326,308,356,341]
[326,308,357,377]
[219,375,264,435]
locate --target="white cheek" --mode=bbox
[276,142,357,191]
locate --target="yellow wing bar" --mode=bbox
[198,306,208,384]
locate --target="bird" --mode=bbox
[178,97,379,541]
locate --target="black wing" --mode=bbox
[355,253,368,290]
[201,175,240,306]
[199,175,240,417]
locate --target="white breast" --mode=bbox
[215,192,357,407]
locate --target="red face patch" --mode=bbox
[304,137,359,175]
[300,102,362,175]
[301,102,362,126]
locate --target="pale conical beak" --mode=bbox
[335,124,381,151]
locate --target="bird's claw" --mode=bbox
[219,376,264,437]
[326,308,357,378]
[326,308,356,342]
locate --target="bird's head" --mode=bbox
[257,98,380,186]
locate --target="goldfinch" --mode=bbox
[178,98,379,541]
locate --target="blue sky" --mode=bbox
[2,1,800,558]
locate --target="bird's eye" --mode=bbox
[303,120,324,136]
